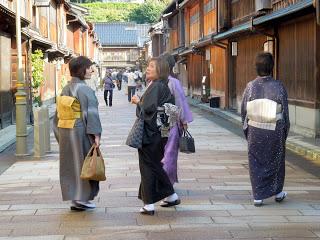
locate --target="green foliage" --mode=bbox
[82,2,139,22]
[82,0,169,23]
[128,0,166,24]
[31,49,45,106]
[60,76,67,94]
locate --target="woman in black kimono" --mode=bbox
[241,52,290,207]
[131,58,180,215]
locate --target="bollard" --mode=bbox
[33,107,46,158]
[41,105,51,153]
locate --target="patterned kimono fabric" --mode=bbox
[53,77,102,201]
[162,76,193,184]
[241,76,290,200]
[137,80,175,204]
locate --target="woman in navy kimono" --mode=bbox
[241,52,290,206]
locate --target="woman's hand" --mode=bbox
[131,95,140,105]
[183,123,188,131]
[94,135,101,147]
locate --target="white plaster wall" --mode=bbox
[289,104,320,138]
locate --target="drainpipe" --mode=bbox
[315,0,320,25]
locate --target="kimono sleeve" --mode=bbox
[280,83,290,139]
[82,89,102,135]
[174,79,193,124]
[140,82,159,119]
[241,83,250,138]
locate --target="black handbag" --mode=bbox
[179,129,195,153]
[126,110,144,149]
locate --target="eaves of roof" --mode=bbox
[178,48,192,56]
[194,35,212,48]
[179,0,197,9]
[162,0,184,14]
[0,4,30,27]
[23,28,54,49]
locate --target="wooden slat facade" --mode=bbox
[209,45,227,107]
[169,14,179,50]
[187,54,203,96]
[203,0,216,36]
[189,3,200,43]
[231,0,255,25]
[278,14,316,107]
[230,34,267,110]
[50,1,57,43]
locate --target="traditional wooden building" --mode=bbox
[0,0,100,132]
[95,22,150,70]
[0,0,31,129]
[161,0,320,138]
[216,0,319,137]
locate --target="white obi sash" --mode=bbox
[246,98,282,130]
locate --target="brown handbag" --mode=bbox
[80,145,106,181]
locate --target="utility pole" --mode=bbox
[15,0,28,156]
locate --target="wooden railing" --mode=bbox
[272,0,304,11]
[230,0,306,24]
[231,0,255,24]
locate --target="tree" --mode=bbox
[31,49,45,106]
[82,2,139,22]
[128,0,166,24]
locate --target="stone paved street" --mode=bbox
[0,89,319,239]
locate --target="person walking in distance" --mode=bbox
[116,70,123,90]
[127,69,136,102]
[241,52,290,207]
[103,71,115,107]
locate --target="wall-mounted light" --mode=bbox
[263,38,274,54]
[231,41,238,56]
[205,49,210,60]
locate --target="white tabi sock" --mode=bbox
[276,191,287,198]
[165,193,178,202]
[142,204,154,211]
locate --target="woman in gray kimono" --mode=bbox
[241,52,290,207]
[54,56,102,211]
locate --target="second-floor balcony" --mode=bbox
[272,0,304,11]
[231,0,306,25]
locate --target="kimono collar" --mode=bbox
[70,77,86,84]
[256,76,273,81]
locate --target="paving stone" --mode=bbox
[230,229,317,238]
[286,216,320,222]
[228,209,301,216]
[0,229,12,237]
[0,91,319,239]
[213,216,289,224]
[147,229,232,240]
[299,210,320,216]
[175,204,245,211]
[0,236,64,240]
[249,222,320,230]
[0,210,36,216]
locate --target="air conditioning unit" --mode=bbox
[255,0,272,12]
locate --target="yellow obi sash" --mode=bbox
[56,96,82,129]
